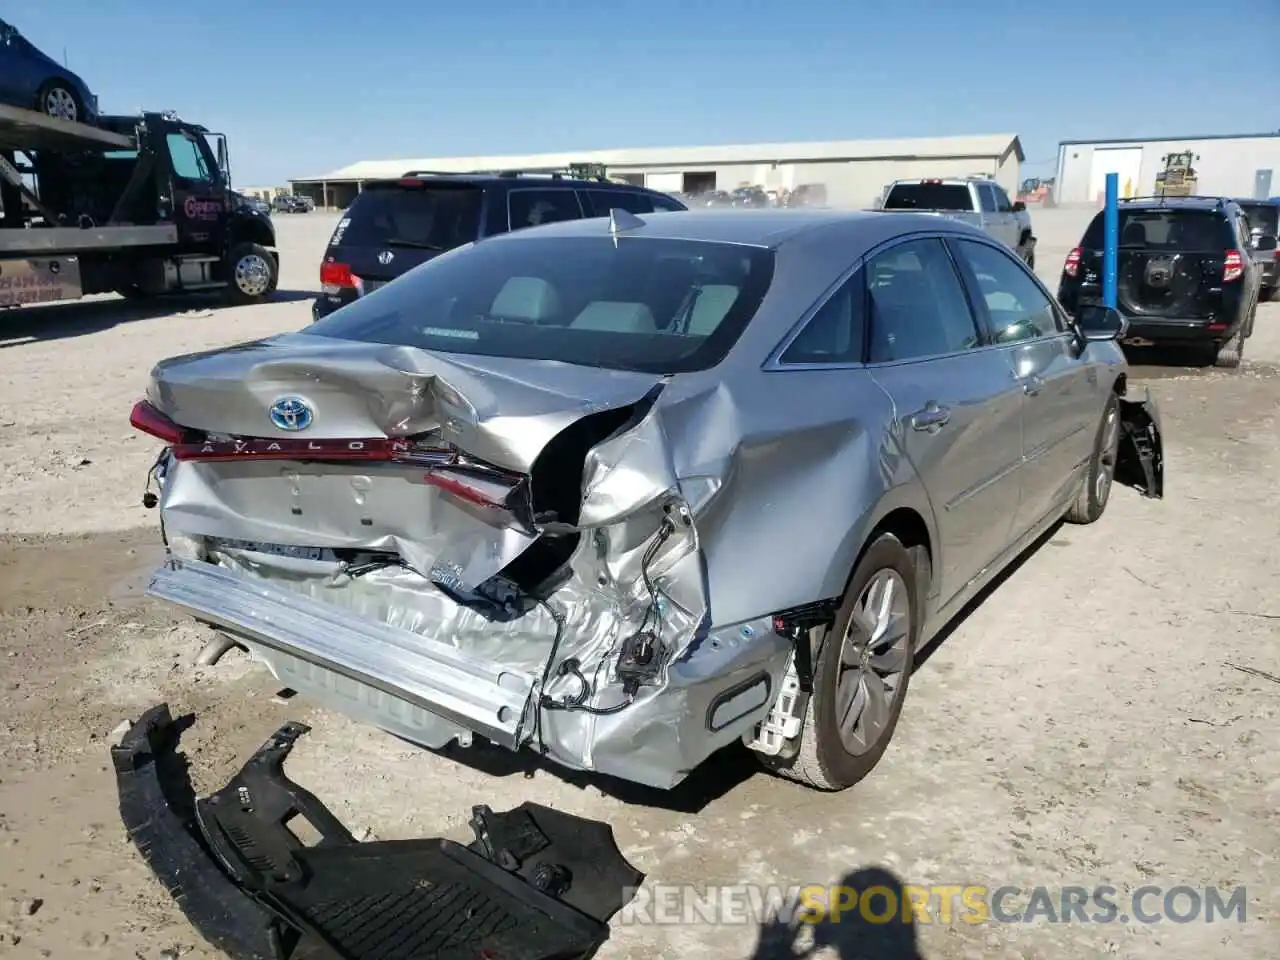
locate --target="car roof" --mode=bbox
[1115,196,1231,212]
[362,174,666,191]
[479,208,989,250]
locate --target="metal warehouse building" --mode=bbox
[290,133,1024,210]
[1054,133,1280,206]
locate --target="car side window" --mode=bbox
[866,238,981,362]
[992,185,1014,213]
[779,268,866,365]
[977,184,998,213]
[952,238,1061,342]
[507,189,583,230]
[585,190,655,216]
[650,194,686,212]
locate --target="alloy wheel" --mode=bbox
[234,254,271,298]
[836,569,911,755]
[1095,406,1120,505]
[44,87,78,122]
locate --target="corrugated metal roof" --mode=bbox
[293,134,1023,183]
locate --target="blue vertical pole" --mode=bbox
[1103,172,1119,310]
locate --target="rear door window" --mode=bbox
[335,185,482,251]
[977,184,999,213]
[507,189,584,230]
[883,182,974,211]
[584,190,655,216]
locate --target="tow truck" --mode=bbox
[0,103,278,308]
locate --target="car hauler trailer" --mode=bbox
[0,104,278,308]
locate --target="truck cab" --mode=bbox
[878,176,1037,267]
[0,105,278,306]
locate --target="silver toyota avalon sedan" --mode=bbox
[129,208,1164,792]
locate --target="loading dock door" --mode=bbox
[1089,147,1142,201]
[645,172,684,192]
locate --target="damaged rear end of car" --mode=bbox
[134,228,789,790]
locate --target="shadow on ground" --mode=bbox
[746,867,925,960]
[0,289,314,347]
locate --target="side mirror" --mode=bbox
[1256,235,1277,252]
[1075,305,1128,342]
[1011,201,1027,213]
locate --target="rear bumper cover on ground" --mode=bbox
[113,702,643,960]
[1117,388,1164,500]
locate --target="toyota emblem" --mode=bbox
[268,396,314,432]
[377,250,395,265]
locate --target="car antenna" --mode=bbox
[608,208,645,246]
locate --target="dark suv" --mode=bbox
[1236,198,1279,301]
[1057,196,1267,367]
[313,171,688,320]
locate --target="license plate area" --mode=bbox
[0,257,83,307]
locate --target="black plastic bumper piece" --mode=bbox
[1118,391,1164,500]
[112,704,289,959]
[114,703,644,960]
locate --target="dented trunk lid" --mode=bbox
[147,333,665,590]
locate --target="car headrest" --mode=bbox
[489,276,561,322]
[570,301,658,333]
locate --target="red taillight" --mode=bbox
[423,468,514,508]
[1223,250,1244,283]
[1064,247,1082,278]
[320,260,355,290]
[130,400,186,444]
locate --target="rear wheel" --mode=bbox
[1065,394,1120,525]
[759,535,918,791]
[1214,328,1244,368]
[226,243,278,305]
[37,82,82,123]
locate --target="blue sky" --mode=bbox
[9,0,1278,186]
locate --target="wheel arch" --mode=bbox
[819,485,939,610]
[226,216,276,254]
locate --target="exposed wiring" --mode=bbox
[527,515,678,757]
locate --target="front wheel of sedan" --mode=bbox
[760,534,918,791]
[1065,393,1120,525]
[38,82,82,123]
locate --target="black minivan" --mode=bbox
[314,172,687,321]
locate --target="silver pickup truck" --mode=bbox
[878,177,1037,267]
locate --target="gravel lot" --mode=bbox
[1,208,1277,960]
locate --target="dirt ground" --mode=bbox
[0,209,1278,960]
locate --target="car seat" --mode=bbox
[1121,221,1147,246]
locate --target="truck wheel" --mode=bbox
[227,243,278,305]
[37,82,82,123]
[759,534,918,791]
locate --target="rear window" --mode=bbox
[882,183,973,211]
[304,235,774,374]
[1081,209,1232,251]
[332,184,482,251]
[1239,203,1279,234]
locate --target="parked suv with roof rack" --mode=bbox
[313,171,688,321]
[1057,195,1267,368]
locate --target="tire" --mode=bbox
[37,81,82,123]
[226,242,278,305]
[1065,394,1121,525]
[759,535,919,791]
[1263,286,1277,303]
[1214,328,1244,368]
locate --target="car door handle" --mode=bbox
[909,404,951,431]
[1020,374,1045,396]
